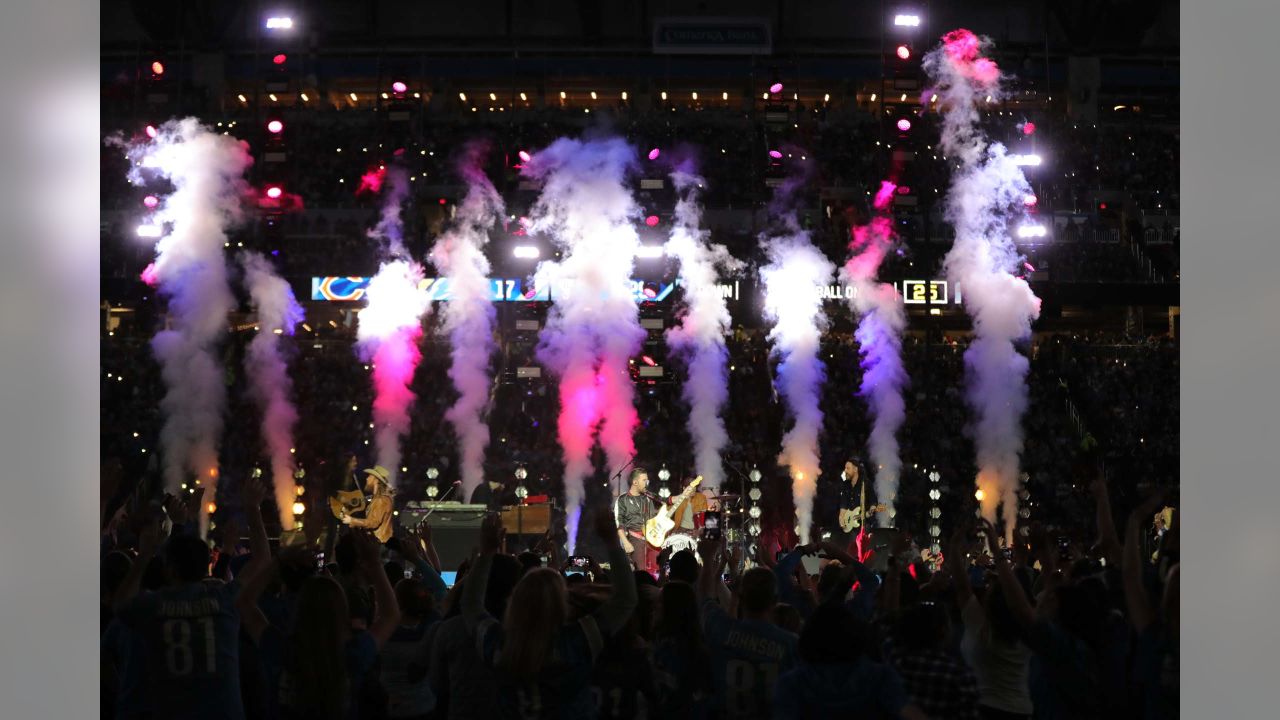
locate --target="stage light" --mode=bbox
[426,484,439,499]
[392,81,407,94]
[512,245,540,259]
[207,502,217,514]
[590,91,598,100]
[1011,154,1043,166]
[658,487,671,499]
[560,91,567,99]
[648,147,660,160]
[136,223,163,238]
[636,245,664,258]
[1022,121,1036,135]
[769,81,784,94]
[489,92,497,101]
[897,118,912,131]
[515,485,529,499]
[265,16,293,30]
[896,44,911,60]
[723,91,729,100]
[748,487,762,501]
[292,501,305,516]
[1023,194,1038,206]
[272,54,287,65]
[749,468,762,483]
[823,93,830,102]
[769,150,783,159]
[269,93,278,102]
[691,91,698,100]
[515,467,528,481]
[621,91,628,100]
[1016,224,1048,238]
[644,215,660,227]
[762,92,768,100]
[458,92,467,102]
[894,14,921,27]
[267,120,283,133]
[265,186,283,199]
[151,61,165,75]
[974,488,985,501]
[518,150,531,163]
[349,92,358,102]
[661,91,667,100]
[300,92,309,102]
[658,468,671,482]
[749,506,762,519]
[870,92,877,102]
[145,125,157,138]
[929,488,941,500]
[426,467,440,480]
[238,94,248,104]
[142,195,158,209]
[519,92,528,101]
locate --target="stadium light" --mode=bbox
[512,245,540,259]
[1011,153,1043,167]
[636,245,664,259]
[392,81,407,94]
[151,61,165,75]
[518,150,531,163]
[768,149,783,159]
[144,125,158,139]
[267,120,283,134]
[136,223,163,239]
[1023,194,1038,206]
[1016,224,1048,239]
[893,14,921,27]
[265,186,283,200]
[769,81,784,94]
[897,118,912,131]
[644,215,660,227]
[648,147,661,160]
[273,54,287,65]
[142,195,159,209]
[264,16,293,30]
[1022,121,1037,135]
[896,44,911,60]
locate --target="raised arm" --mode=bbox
[461,514,503,628]
[1090,466,1123,567]
[239,478,272,583]
[982,519,1036,630]
[354,529,402,648]
[399,524,447,603]
[945,524,974,607]
[112,512,167,613]
[1124,491,1166,633]
[591,509,638,636]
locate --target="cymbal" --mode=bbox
[711,493,741,501]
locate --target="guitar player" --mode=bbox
[836,460,870,544]
[614,467,658,574]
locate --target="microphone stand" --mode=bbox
[608,455,638,502]
[720,458,754,570]
[421,482,462,523]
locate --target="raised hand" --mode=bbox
[977,518,1001,559]
[180,486,206,525]
[137,511,169,558]
[239,477,266,512]
[480,513,505,555]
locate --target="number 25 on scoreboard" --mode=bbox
[903,280,949,305]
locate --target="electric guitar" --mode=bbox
[644,477,703,548]
[838,504,888,533]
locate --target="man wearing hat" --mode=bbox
[340,465,396,543]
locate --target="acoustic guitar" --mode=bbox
[329,487,367,520]
[644,477,702,548]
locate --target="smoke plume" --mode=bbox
[841,181,909,522]
[923,30,1042,532]
[357,165,430,484]
[239,251,304,528]
[429,143,503,500]
[127,118,251,535]
[759,161,834,543]
[525,137,645,551]
[665,161,742,493]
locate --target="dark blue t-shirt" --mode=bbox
[774,660,909,720]
[701,600,798,719]
[259,625,379,720]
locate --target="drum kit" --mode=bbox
[657,491,744,562]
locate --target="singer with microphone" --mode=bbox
[338,465,396,543]
[614,467,659,574]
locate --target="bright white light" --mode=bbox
[519,92,528,101]
[264,17,293,30]
[1016,224,1048,239]
[635,245,664,259]
[1011,154,1043,167]
[512,245,540,259]
[349,92,358,102]
[894,14,921,27]
[136,223,163,239]
[621,91,628,100]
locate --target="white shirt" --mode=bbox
[959,595,1034,714]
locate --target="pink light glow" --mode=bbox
[648,148,661,160]
[642,355,656,366]
[151,61,164,75]
[645,215,660,227]
[391,81,407,94]
[873,181,898,210]
[896,44,911,60]
[769,82,784,94]
[356,168,386,195]
[140,262,159,287]
[769,150,783,159]
[1022,121,1036,135]
[897,118,912,132]
[1024,262,1036,272]
[145,125,157,139]
[1023,194,1038,206]
[942,29,1001,86]
[143,195,159,209]
[267,120,283,134]
[643,287,657,299]
[265,186,283,199]
[272,54,287,65]
[518,150,531,163]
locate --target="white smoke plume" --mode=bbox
[126,118,251,535]
[665,162,742,493]
[239,251,304,528]
[357,164,430,485]
[923,30,1042,533]
[759,166,835,544]
[525,136,645,552]
[841,182,909,522]
[429,142,503,501]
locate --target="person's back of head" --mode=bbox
[395,578,435,622]
[894,602,950,653]
[500,567,568,678]
[516,551,542,576]
[668,549,699,585]
[165,534,212,585]
[816,563,847,600]
[738,567,778,617]
[798,604,867,664]
[655,581,703,649]
[290,576,352,719]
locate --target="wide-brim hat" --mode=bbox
[363,466,391,485]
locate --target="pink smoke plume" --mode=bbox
[524,137,644,551]
[665,161,742,493]
[357,165,430,484]
[924,30,1042,536]
[240,251,304,528]
[429,142,503,500]
[759,157,834,543]
[357,167,387,195]
[125,118,252,536]
[841,180,909,522]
